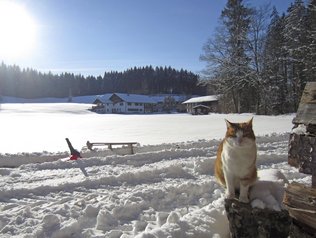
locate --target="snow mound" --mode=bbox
[0,134,311,237]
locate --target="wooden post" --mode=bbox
[128,144,134,154]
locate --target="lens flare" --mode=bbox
[0,1,37,60]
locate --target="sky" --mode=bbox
[0,0,295,77]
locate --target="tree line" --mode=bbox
[0,64,205,99]
[201,0,316,114]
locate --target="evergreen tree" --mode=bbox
[284,0,308,111]
[262,9,288,114]
[305,0,316,83]
[0,63,202,99]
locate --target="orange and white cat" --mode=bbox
[214,118,257,203]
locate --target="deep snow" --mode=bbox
[0,103,310,238]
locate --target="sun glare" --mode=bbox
[0,1,37,60]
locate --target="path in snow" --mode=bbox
[0,133,310,238]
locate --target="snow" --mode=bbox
[182,95,218,104]
[0,103,293,154]
[292,124,307,135]
[0,103,310,237]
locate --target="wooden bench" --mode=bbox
[86,141,138,154]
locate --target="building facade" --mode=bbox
[91,93,156,114]
[182,95,219,115]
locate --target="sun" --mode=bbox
[0,1,37,60]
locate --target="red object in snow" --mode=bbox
[70,154,79,160]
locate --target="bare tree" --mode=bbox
[201,0,253,113]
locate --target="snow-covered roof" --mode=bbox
[182,95,218,104]
[95,93,189,104]
[94,93,112,103]
[150,95,188,103]
[114,93,156,103]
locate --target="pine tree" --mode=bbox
[305,0,316,83]
[284,0,308,111]
[262,9,288,114]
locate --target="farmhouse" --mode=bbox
[182,95,219,115]
[91,93,201,114]
[92,93,156,114]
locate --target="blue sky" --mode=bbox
[3,0,294,77]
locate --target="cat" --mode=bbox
[214,118,257,203]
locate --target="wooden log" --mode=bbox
[290,221,315,238]
[283,182,316,234]
[224,199,291,238]
[313,169,316,188]
[288,133,316,176]
[292,82,316,126]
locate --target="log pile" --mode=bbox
[285,82,316,236]
[283,182,316,236]
[288,82,316,181]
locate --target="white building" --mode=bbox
[92,93,156,114]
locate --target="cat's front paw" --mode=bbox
[239,196,249,203]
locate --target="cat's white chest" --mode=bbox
[221,138,257,177]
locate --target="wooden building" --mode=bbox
[182,95,219,115]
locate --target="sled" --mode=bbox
[86,141,138,154]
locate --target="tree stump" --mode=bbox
[290,221,316,238]
[224,199,291,238]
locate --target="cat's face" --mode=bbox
[225,118,255,146]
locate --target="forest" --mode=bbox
[0,64,205,99]
[201,0,316,114]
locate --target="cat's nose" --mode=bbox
[236,131,243,145]
[236,131,243,138]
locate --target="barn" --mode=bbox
[182,95,219,115]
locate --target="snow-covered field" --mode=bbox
[0,103,310,238]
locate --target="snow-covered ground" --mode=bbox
[0,103,293,154]
[0,103,310,238]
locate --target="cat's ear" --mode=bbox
[247,117,254,126]
[225,119,233,128]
